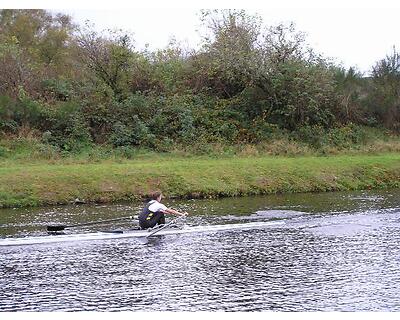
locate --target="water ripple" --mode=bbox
[2,195,400,311]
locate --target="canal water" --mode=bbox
[1,189,400,311]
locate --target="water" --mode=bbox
[1,189,400,311]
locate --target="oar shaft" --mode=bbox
[47,216,134,231]
[69,216,134,228]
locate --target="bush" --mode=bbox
[294,125,326,149]
[364,47,400,132]
[109,116,151,147]
[326,125,366,148]
[0,145,10,158]
[42,79,74,101]
[40,101,92,152]
[30,143,60,160]
[0,94,47,133]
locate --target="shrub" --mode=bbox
[294,125,326,149]
[41,78,74,101]
[109,116,151,147]
[40,101,92,152]
[0,94,47,133]
[0,145,10,158]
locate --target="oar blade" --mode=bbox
[47,225,66,232]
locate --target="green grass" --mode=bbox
[1,153,399,208]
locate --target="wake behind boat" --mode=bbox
[0,221,283,247]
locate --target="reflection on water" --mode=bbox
[1,189,400,311]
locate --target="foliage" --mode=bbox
[109,117,151,147]
[39,101,92,151]
[0,10,75,99]
[332,67,368,124]
[368,47,400,131]
[0,8,400,156]
[76,25,135,99]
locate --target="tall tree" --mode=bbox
[370,47,400,131]
[76,25,134,99]
[0,10,75,98]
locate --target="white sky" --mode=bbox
[3,0,400,75]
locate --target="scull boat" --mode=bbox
[0,221,283,247]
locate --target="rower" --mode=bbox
[139,191,187,230]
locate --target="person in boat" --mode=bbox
[139,191,187,230]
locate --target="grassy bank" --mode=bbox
[1,153,400,208]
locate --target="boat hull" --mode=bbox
[0,221,283,246]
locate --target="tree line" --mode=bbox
[0,9,399,153]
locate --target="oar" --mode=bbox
[47,216,135,232]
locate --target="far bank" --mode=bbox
[1,153,399,208]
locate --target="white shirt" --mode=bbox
[148,200,167,213]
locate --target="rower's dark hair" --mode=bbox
[150,191,162,200]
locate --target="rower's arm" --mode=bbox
[163,208,188,216]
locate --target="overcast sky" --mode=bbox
[5,0,400,75]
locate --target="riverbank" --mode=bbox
[1,153,400,208]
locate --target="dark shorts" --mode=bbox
[139,211,165,229]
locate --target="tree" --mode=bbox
[0,10,74,65]
[76,24,134,99]
[0,10,75,99]
[332,66,367,124]
[150,38,194,95]
[369,47,400,131]
[196,9,262,97]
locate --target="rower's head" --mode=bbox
[151,191,163,202]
